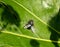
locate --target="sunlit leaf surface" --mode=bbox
[0,0,60,47]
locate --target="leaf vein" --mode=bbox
[2,31,60,43]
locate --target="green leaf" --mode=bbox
[0,0,60,47]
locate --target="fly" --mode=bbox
[24,20,35,32]
[24,20,39,37]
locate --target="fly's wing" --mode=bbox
[31,26,35,33]
[31,26,40,37]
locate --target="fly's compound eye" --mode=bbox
[28,20,33,26]
[24,20,34,30]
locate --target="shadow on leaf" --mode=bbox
[30,39,40,47]
[48,9,60,47]
[0,2,21,31]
